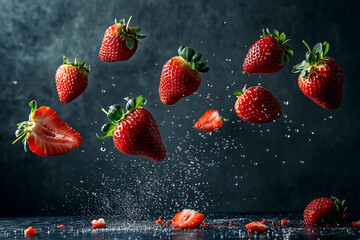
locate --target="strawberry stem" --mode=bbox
[302,40,312,53]
[12,132,27,144]
[126,16,132,32]
[101,108,108,115]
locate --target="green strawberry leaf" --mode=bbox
[29,100,37,114]
[301,69,309,78]
[133,26,141,33]
[126,97,136,111]
[96,132,113,140]
[323,41,330,56]
[178,46,185,56]
[136,33,146,39]
[279,32,286,42]
[101,122,115,132]
[192,53,202,63]
[200,66,209,72]
[107,104,123,122]
[281,53,288,65]
[135,95,147,108]
[182,47,195,62]
[273,29,279,38]
[125,37,135,49]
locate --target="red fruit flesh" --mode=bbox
[235,86,282,124]
[298,57,343,109]
[91,218,106,229]
[57,224,64,228]
[245,221,267,232]
[243,36,284,74]
[195,109,223,131]
[27,106,82,156]
[99,24,138,62]
[172,209,204,229]
[352,220,360,227]
[55,65,88,103]
[303,198,338,225]
[24,226,36,235]
[156,219,163,224]
[113,108,166,161]
[159,56,201,105]
[281,219,288,226]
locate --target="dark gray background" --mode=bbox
[1,0,359,217]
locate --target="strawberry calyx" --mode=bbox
[96,95,147,139]
[62,55,90,73]
[177,46,209,72]
[234,85,247,97]
[261,28,293,65]
[292,40,330,78]
[332,196,347,214]
[12,100,38,152]
[115,16,146,50]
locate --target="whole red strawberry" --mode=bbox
[243,28,293,74]
[97,96,166,161]
[159,46,209,105]
[13,100,82,156]
[292,41,343,109]
[99,16,146,62]
[195,109,223,131]
[55,56,90,103]
[234,86,282,124]
[304,197,346,225]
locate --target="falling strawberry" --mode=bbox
[172,209,204,229]
[99,16,146,62]
[292,40,343,109]
[24,226,36,236]
[243,28,293,74]
[234,86,282,124]
[303,196,346,225]
[55,56,90,103]
[13,100,82,156]
[159,46,209,105]
[97,96,166,162]
[195,109,223,131]
[245,221,267,232]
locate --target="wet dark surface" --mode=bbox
[1,214,359,239]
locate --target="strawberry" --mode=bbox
[97,96,166,162]
[91,218,106,229]
[234,86,282,124]
[24,226,36,236]
[55,56,90,103]
[292,41,343,109]
[159,46,209,105]
[245,221,267,232]
[303,196,346,225]
[229,221,233,226]
[243,28,293,74]
[281,219,288,226]
[57,225,64,229]
[156,219,163,224]
[13,100,82,156]
[352,220,360,227]
[195,109,223,131]
[172,209,204,229]
[165,221,170,226]
[261,219,267,224]
[99,16,145,62]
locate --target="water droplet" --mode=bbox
[100,147,106,152]
[101,89,106,93]
[13,81,17,85]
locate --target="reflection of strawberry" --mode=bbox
[245,221,267,232]
[172,209,204,229]
[97,96,166,162]
[292,41,343,109]
[159,46,209,105]
[13,100,82,156]
[303,197,346,225]
[195,109,223,131]
[234,86,282,124]
[55,56,90,103]
[99,16,145,62]
[243,28,293,74]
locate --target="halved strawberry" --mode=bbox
[24,226,36,236]
[245,221,267,232]
[91,218,106,229]
[13,100,82,156]
[172,209,204,229]
[195,109,223,131]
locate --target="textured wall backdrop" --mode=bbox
[1,0,359,217]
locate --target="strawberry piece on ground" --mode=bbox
[91,218,106,229]
[156,219,163,224]
[281,219,288,226]
[172,209,204,229]
[352,220,360,227]
[195,109,223,131]
[24,226,36,236]
[57,224,64,228]
[229,221,233,226]
[165,221,170,226]
[261,219,267,224]
[245,221,267,232]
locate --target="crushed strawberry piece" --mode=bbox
[352,220,360,227]
[156,219,163,224]
[57,224,64,228]
[165,221,170,226]
[271,222,275,226]
[24,226,36,236]
[91,218,106,229]
[261,219,266,224]
[133,221,136,224]
[245,221,267,232]
[229,221,233,226]
[281,219,288,226]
